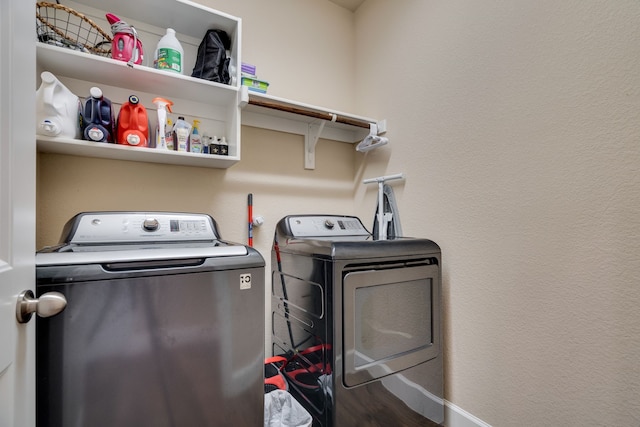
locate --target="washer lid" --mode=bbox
[36,243,248,266]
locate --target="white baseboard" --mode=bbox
[381,371,444,423]
[444,401,492,427]
[353,352,490,427]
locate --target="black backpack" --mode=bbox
[191,29,231,84]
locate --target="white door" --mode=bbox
[0,0,37,426]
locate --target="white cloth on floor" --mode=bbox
[264,389,312,427]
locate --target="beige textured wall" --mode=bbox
[199,0,357,112]
[353,1,640,426]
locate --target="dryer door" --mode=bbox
[342,263,440,387]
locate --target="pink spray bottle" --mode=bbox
[106,13,144,66]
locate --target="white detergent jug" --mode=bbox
[36,71,81,138]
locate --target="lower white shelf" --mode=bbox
[37,136,239,169]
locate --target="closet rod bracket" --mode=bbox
[305,114,336,169]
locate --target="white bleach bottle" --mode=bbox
[155,28,184,74]
[35,71,81,139]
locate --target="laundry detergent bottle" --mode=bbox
[173,116,191,152]
[117,94,149,146]
[35,71,81,139]
[81,87,115,142]
[155,28,184,74]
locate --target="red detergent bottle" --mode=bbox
[106,13,144,66]
[81,87,115,143]
[117,95,149,147]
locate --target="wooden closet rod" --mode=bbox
[247,97,372,129]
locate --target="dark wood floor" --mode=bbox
[335,380,443,426]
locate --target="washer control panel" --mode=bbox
[65,212,218,244]
[286,215,370,237]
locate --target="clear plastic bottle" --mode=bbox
[202,134,210,154]
[155,28,184,74]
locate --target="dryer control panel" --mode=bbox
[285,215,370,237]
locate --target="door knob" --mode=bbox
[16,290,67,323]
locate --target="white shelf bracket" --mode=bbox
[304,115,334,169]
[377,119,387,134]
[238,86,249,107]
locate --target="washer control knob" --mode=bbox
[143,218,159,232]
[324,219,335,229]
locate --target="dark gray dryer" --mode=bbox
[271,214,444,427]
[36,211,265,427]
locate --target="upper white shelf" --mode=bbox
[36,43,239,107]
[71,0,239,41]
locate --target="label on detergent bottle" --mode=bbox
[156,48,182,73]
[165,118,175,150]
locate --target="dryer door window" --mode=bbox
[342,264,440,387]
